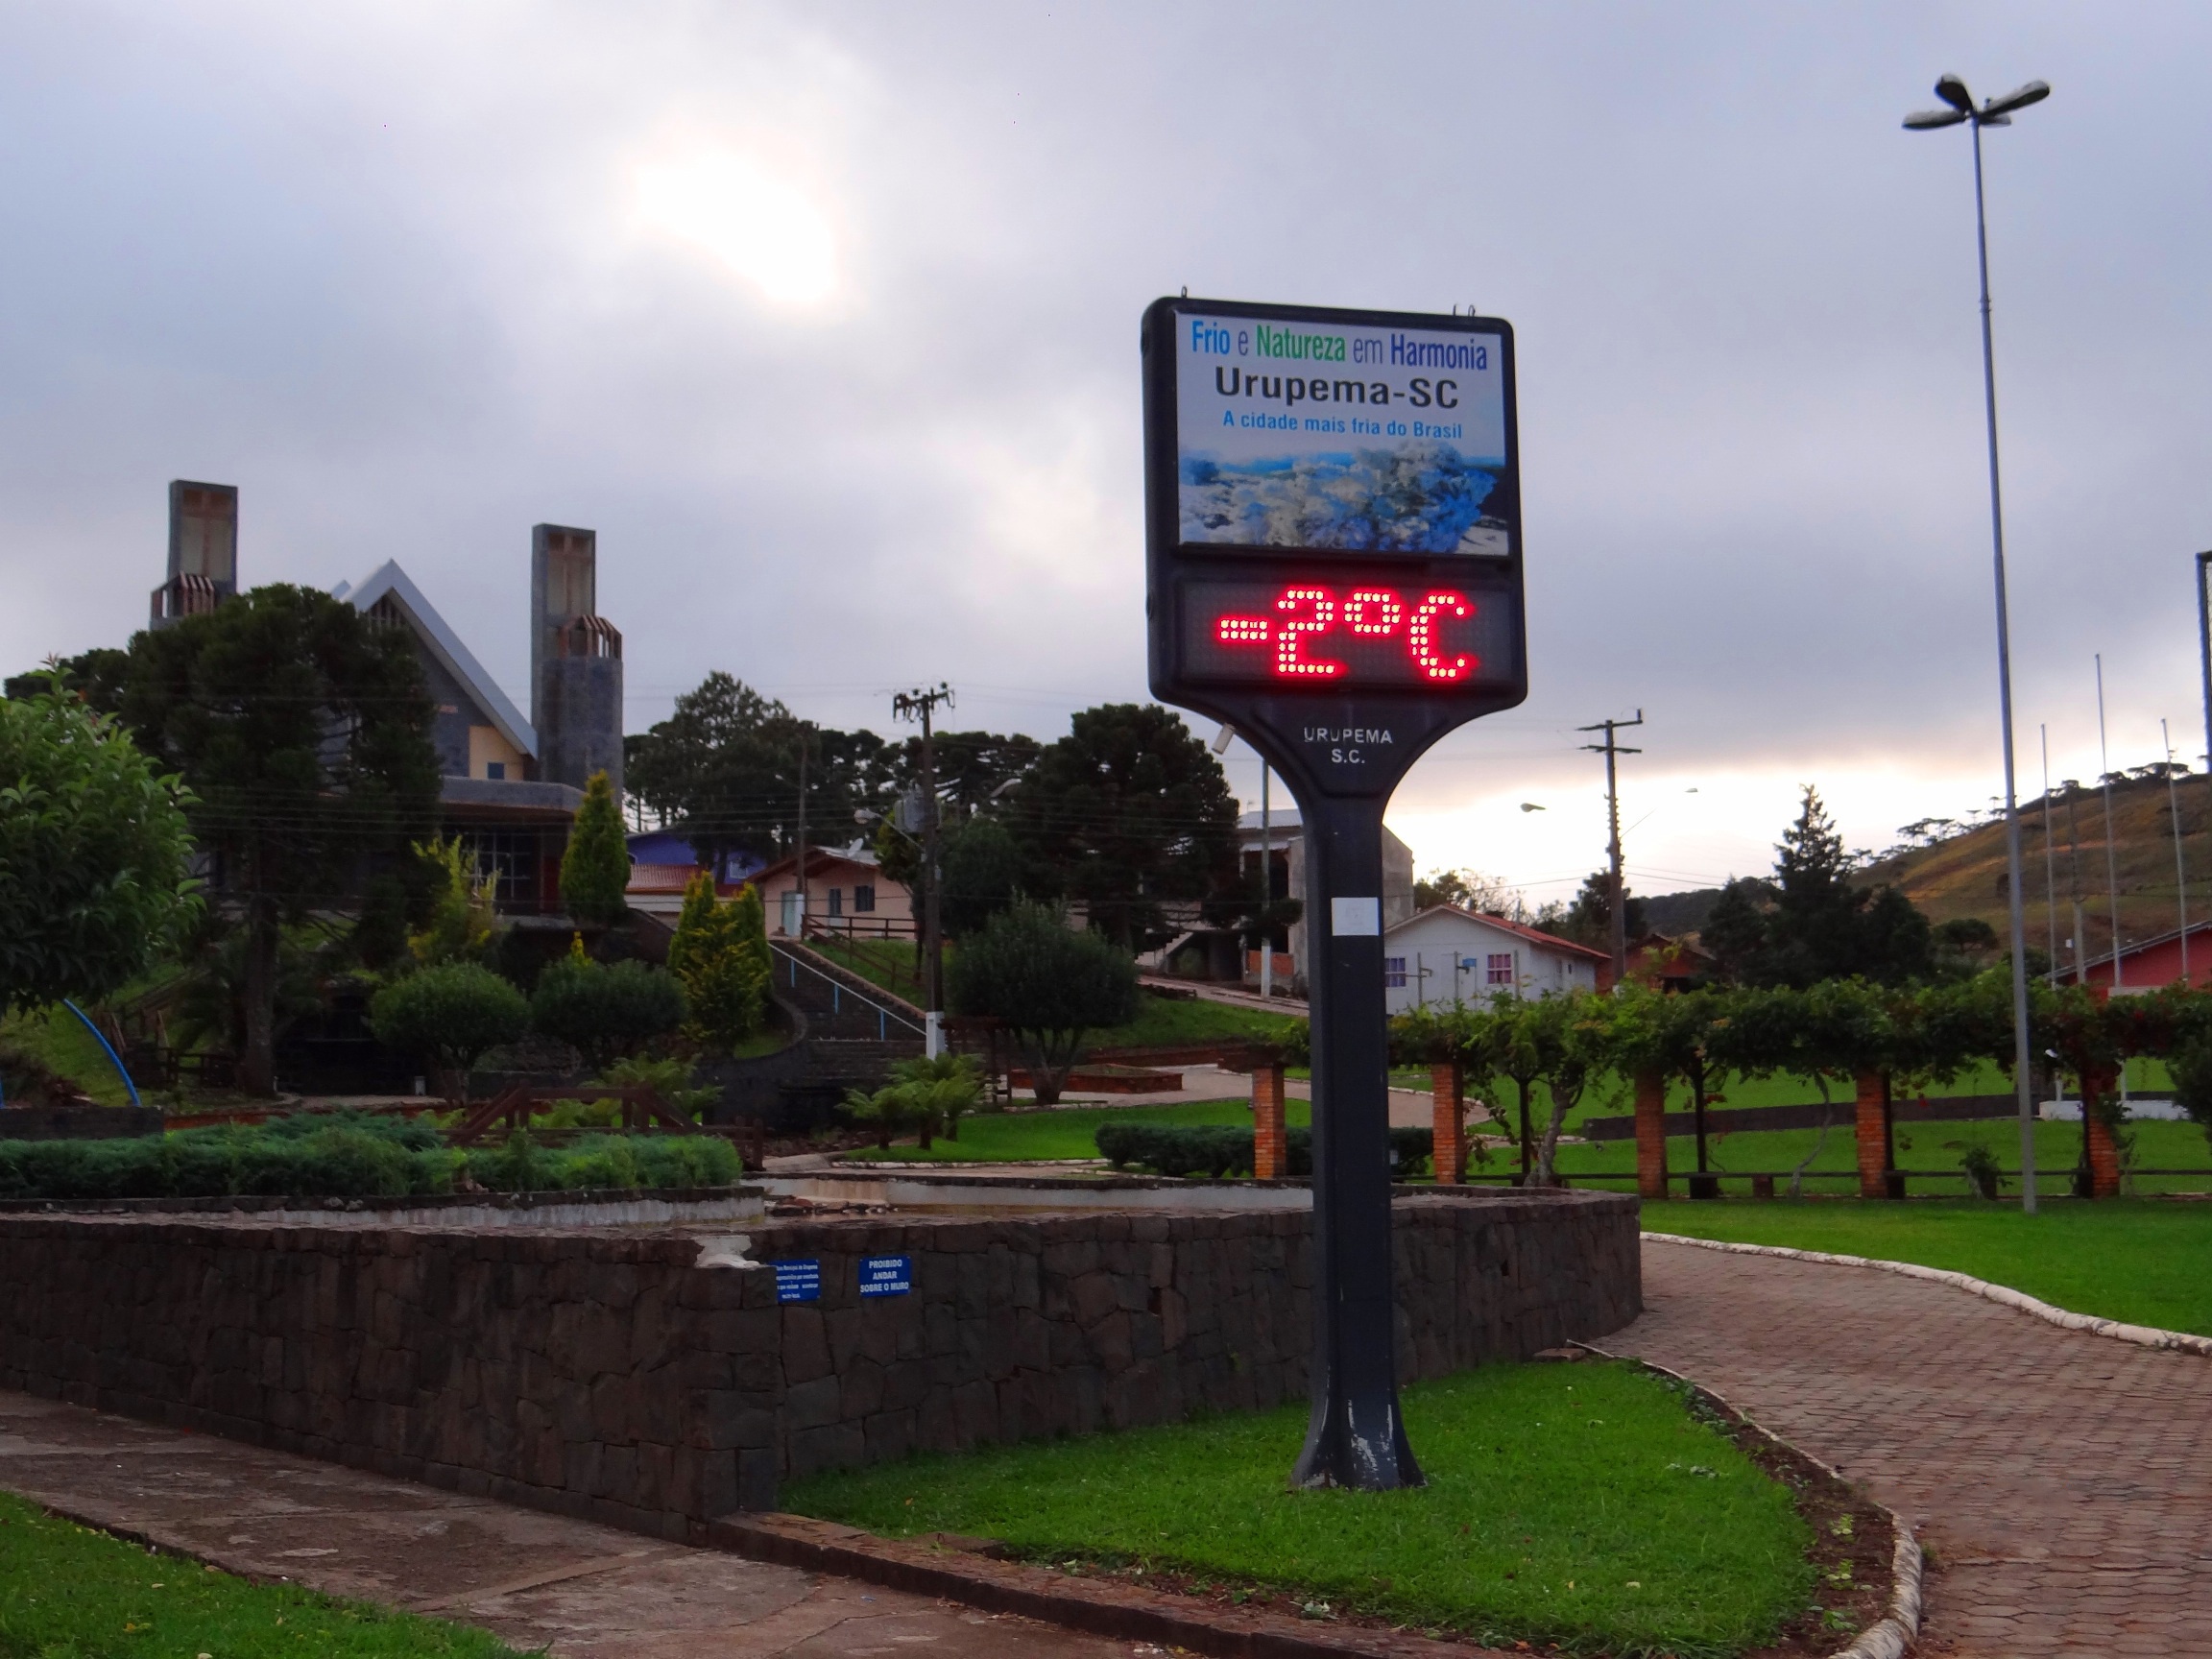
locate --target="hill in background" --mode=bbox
[1643,887,1725,936]
[1860,773,2208,963]
[1636,774,2211,967]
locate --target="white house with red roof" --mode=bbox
[1382,906,1605,1013]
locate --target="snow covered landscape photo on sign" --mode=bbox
[1178,440,1507,554]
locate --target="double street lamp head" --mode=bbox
[1905,74,2051,131]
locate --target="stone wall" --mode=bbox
[0,1190,1638,1538]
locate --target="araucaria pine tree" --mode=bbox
[666,872,771,1052]
[560,770,632,926]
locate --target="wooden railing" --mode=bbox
[445,1084,696,1146]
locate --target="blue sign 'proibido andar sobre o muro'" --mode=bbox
[857,1256,912,1297]
[1142,296,1528,1499]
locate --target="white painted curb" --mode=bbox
[1643,1232,2212,1358]
[1833,1528,1922,1659]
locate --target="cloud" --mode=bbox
[4,2,2210,888]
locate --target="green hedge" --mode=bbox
[0,1111,741,1201]
[1094,1122,1432,1179]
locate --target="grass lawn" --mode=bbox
[0,1004,139,1108]
[1546,1117,2212,1197]
[785,1360,1815,1657]
[1640,1197,2212,1337]
[843,1096,1302,1163]
[0,1489,518,1657]
[1088,993,1306,1052]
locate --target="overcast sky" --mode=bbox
[5,2,2208,904]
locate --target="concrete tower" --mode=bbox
[530,523,624,796]
[150,480,239,628]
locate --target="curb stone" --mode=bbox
[1643,1230,2212,1358]
[1574,1345,1921,1659]
[708,1512,1497,1658]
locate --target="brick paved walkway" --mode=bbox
[1609,1239,2212,1658]
[0,1389,1132,1657]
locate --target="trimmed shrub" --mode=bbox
[529,956,685,1070]
[368,963,528,1077]
[1094,1121,1432,1180]
[460,1129,740,1193]
[0,1111,742,1201]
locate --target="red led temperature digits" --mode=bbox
[1212,584,1476,684]
[1273,588,1340,677]
[1408,591,1472,681]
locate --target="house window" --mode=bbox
[485,761,505,781]
[1384,956,1407,989]
[854,884,876,913]
[1486,951,1514,985]
[828,887,844,917]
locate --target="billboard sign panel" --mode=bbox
[1143,296,1527,793]
[1173,313,1512,557]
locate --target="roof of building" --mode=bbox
[1385,903,1608,962]
[333,560,536,761]
[745,844,886,885]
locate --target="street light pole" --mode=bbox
[1906,72,2050,1215]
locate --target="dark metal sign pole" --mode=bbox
[1290,794,1421,1487]
[1141,295,1527,1491]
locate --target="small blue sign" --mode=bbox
[774,1260,821,1303]
[858,1254,912,1297]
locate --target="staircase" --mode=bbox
[757,944,926,1121]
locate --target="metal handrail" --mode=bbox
[770,942,926,1040]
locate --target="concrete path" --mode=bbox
[1609,1238,2212,1658]
[0,1390,1133,1658]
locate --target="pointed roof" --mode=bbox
[1385,903,1608,962]
[335,560,536,760]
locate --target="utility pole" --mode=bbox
[793,727,810,940]
[2096,657,2127,997]
[2164,718,2190,987]
[2199,553,2212,821]
[894,684,954,1056]
[1578,710,1645,987]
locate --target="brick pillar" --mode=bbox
[2081,1067,2122,1199]
[1855,1070,1887,1198]
[1634,1068,1669,1200]
[1252,1062,1287,1181]
[1431,1063,1466,1185]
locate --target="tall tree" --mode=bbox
[910,730,1042,818]
[1715,788,1935,987]
[110,585,440,1094]
[561,770,632,926]
[1548,871,1647,948]
[625,671,903,866]
[1412,868,1525,917]
[625,672,805,866]
[0,682,201,1017]
[1000,703,1240,952]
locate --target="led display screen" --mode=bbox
[1174,310,1511,557]
[1177,577,1518,690]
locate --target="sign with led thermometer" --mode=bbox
[1179,579,1519,689]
